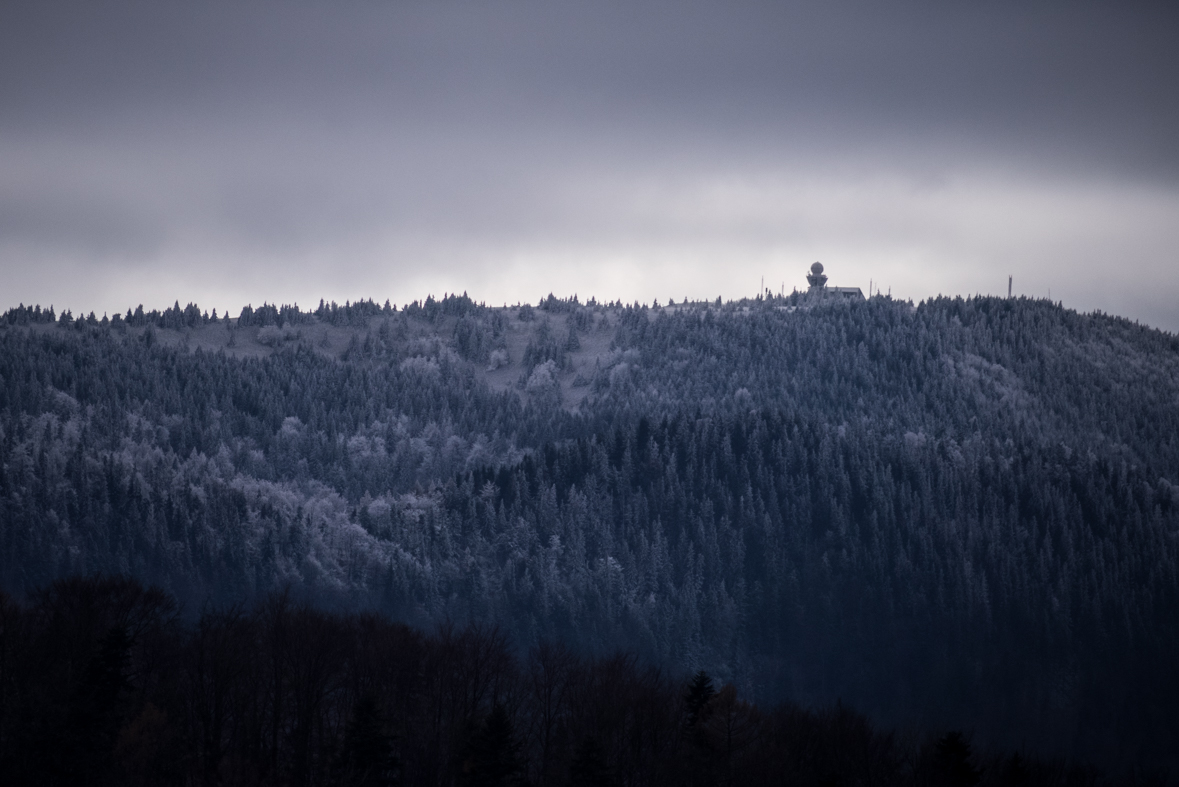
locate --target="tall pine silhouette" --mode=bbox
[462,703,526,787]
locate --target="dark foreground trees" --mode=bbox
[0,577,1166,787]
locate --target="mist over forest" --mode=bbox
[2,289,1178,782]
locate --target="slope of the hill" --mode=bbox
[1,293,1177,767]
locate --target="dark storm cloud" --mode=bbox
[2,1,1177,327]
[6,2,1174,164]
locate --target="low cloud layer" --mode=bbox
[3,1,1177,329]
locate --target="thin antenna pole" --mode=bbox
[1008,276,1012,299]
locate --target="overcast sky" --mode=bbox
[2,1,1177,330]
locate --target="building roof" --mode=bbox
[803,262,863,300]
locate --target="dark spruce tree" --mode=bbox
[684,671,716,730]
[462,703,527,787]
[568,737,614,787]
[335,694,400,787]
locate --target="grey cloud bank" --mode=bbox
[2,1,1177,329]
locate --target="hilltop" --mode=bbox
[2,291,1178,767]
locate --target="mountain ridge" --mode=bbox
[2,291,1177,767]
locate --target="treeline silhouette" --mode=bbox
[3,292,490,331]
[0,576,1164,787]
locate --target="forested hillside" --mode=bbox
[2,292,1178,769]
